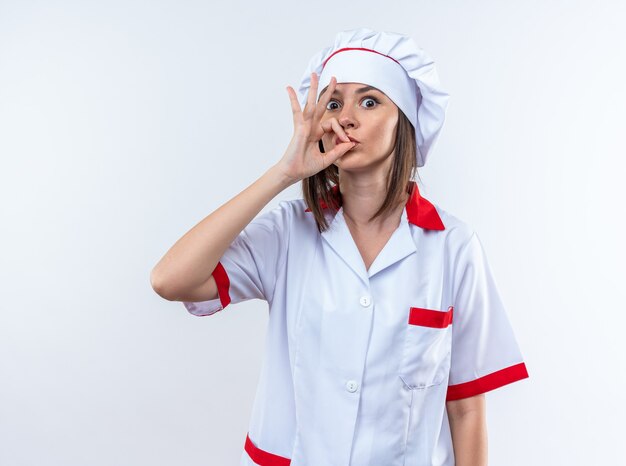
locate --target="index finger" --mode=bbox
[303,72,319,118]
[313,76,336,122]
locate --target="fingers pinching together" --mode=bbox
[279,72,358,183]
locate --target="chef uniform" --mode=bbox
[183,28,529,466]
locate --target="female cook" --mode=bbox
[151,27,529,466]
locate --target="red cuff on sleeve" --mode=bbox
[244,432,291,465]
[446,362,529,401]
[212,261,231,309]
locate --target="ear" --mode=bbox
[319,140,325,153]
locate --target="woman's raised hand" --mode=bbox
[276,73,356,184]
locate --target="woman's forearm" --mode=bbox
[447,396,488,466]
[150,164,295,300]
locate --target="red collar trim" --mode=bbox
[304,181,445,230]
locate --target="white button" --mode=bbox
[346,380,359,392]
[359,296,371,307]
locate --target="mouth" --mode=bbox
[335,136,360,145]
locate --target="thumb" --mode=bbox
[323,141,357,164]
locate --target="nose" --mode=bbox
[338,105,357,130]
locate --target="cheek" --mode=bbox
[374,118,398,147]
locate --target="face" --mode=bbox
[319,82,399,172]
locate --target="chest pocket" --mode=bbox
[398,306,454,390]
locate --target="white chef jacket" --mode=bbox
[183,180,529,466]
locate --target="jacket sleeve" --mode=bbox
[446,232,529,401]
[182,201,290,317]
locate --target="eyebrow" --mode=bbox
[319,85,381,99]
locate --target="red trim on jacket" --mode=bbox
[244,433,291,466]
[212,261,231,309]
[446,362,529,401]
[304,180,445,230]
[408,306,454,328]
[405,181,445,230]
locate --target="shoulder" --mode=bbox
[254,198,302,221]
[277,198,305,213]
[255,198,320,233]
[268,198,305,225]
[430,204,495,269]
[267,198,305,214]
[242,199,300,237]
[277,198,333,225]
[437,205,474,238]
[427,203,479,253]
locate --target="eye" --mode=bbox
[361,96,379,108]
[326,100,340,111]
[325,96,380,111]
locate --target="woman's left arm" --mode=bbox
[446,393,488,466]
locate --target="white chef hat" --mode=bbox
[297,28,450,167]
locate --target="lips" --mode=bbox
[335,135,360,144]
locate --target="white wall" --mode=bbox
[1,0,624,464]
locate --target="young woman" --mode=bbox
[151,28,529,466]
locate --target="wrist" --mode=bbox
[268,164,298,190]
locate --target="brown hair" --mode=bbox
[302,106,421,233]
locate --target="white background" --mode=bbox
[1,1,625,464]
